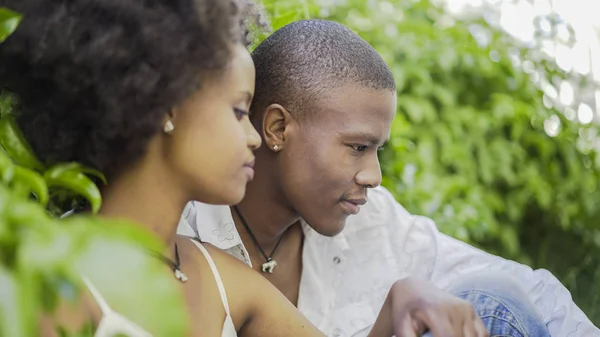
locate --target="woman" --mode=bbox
[0,0,326,335]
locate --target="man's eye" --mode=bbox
[352,145,368,152]
[234,108,249,120]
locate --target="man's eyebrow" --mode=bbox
[343,131,387,146]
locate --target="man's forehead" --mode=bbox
[312,90,394,140]
[314,91,395,122]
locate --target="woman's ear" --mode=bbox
[162,109,176,134]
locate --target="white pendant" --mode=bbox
[261,260,277,273]
[175,269,188,283]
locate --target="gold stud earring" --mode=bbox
[164,120,174,134]
[273,144,279,151]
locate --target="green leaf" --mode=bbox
[11,166,48,205]
[0,8,21,43]
[44,166,102,213]
[0,268,21,337]
[0,145,15,183]
[0,266,35,337]
[46,163,107,185]
[0,115,45,172]
[73,236,188,336]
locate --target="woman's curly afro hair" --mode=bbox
[0,0,262,178]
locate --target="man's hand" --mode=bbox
[368,278,488,337]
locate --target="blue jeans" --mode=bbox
[422,274,550,337]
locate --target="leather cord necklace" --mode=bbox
[151,243,188,283]
[68,206,188,283]
[233,206,283,273]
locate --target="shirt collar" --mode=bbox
[299,219,350,252]
[181,202,243,250]
[182,202,350,253]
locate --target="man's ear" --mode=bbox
[261,104,293,152]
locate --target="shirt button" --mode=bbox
[333,256,341,264]
[332,328,342,337]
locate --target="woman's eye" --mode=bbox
[234,108,249,120]
[377,146,385,152]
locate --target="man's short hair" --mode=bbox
[251,19,396,119]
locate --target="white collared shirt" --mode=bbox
[177,186,599,337]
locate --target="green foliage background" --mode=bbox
[2,0,599,333]
[257,0,600,324]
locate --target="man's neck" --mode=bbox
[232,177,300,252]
[232,177,305,305]
[225,152,305,304]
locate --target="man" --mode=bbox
[178,20,598,336]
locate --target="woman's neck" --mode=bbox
[100,162,187,250]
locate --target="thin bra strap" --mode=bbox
[190,239,231,316]
[82,276,112,315]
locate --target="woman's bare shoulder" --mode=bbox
[175,236,324,337]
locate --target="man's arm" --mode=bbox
[372,186,599,336]
[427,228,599,336]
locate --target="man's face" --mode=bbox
[278,83,396,236]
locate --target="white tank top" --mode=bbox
[83,277,153,337]
[84,239,236,337]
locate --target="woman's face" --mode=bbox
[165,44,261,205]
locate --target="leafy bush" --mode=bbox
[258,0,600,324]
[0,8,187,336]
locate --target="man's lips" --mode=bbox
[340,197,367,215]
